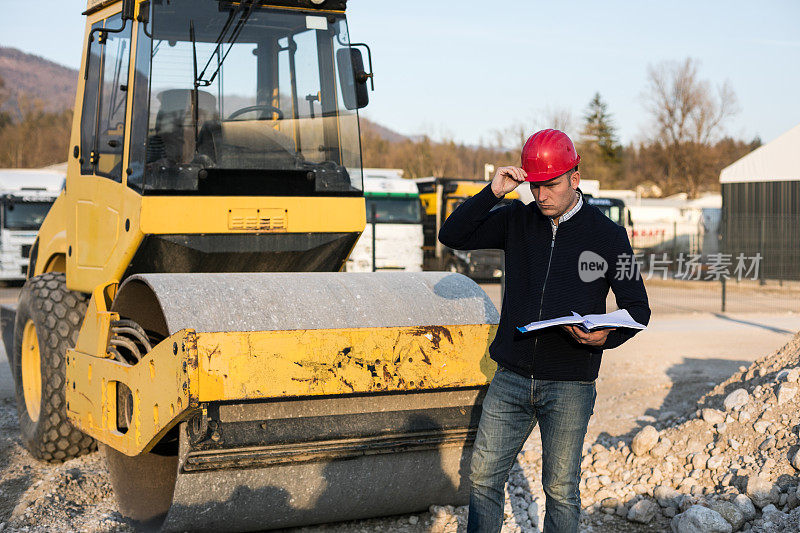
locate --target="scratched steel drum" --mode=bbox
[104,272,499,532]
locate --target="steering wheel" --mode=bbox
[227,104,284,121]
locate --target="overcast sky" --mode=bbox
[2,0,799,147]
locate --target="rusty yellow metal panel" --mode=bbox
[67,322,495,455]
[195,324,498,401]
[66,329,198,456]
[140,196,366,235]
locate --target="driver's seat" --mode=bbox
[201,105,298,169]
[153,89,218,164]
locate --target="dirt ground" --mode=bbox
[1,282,799,531]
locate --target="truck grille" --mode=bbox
[21,244,32,258]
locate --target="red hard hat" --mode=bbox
[521,129,581,182]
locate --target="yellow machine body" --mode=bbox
[17,0,500,530]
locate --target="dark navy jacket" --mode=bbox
[438,184,651,381]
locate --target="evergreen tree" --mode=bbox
[578,93,622,186]
[582,92,620,163]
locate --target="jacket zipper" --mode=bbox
[532,224,557,359]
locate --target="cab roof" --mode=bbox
[86,0,348,16]
[0,169,65,195]
[363,175,418,196]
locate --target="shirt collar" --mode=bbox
[551,190,583,227]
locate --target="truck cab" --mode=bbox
[346,169,423,272]
[585,195,633,233]
[0,169,63,280]
[31,0,374,291]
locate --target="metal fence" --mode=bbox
[625,278,800,315]
[621,213,800,314]
[631,222,710,259]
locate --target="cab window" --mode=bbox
[80,14,132,181]
[80,21,103,175]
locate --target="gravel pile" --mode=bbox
[571,331,800,532]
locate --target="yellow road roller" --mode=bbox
[0,0,499,530]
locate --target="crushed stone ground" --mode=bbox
[2,333,800,532]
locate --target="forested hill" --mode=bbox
[0,47,78,117]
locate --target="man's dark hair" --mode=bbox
[553,166,579,181]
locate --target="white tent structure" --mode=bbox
[719,123,800,280]
[720,123,800,183]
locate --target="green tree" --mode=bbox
[578,92,621,186]
[583,93,619,160]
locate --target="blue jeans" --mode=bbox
[467,366,596,533]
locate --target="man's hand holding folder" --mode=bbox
[517,309,647,347]
[561,324,615,347]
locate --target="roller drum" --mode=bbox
[105,272,499,531]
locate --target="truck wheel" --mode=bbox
[11,272,95,462]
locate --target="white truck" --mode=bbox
[626,194,722,257]
[0,169,64,280]
[346,169,424,272]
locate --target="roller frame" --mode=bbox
[66,275,498,456]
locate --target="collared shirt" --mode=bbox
[550,191,583,237]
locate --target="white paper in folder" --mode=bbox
[517,309,647,334]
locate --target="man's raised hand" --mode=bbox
[491,166,527,198]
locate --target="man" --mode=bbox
[438,129,650,533]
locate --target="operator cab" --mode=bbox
[80,0,371,197]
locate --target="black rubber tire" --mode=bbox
[11,272,96,462]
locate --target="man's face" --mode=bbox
[530,170,580,218]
